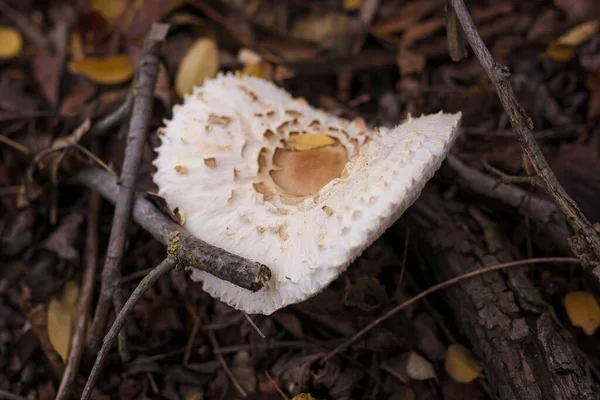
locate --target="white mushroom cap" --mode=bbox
[153,72,461,315]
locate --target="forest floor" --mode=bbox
[1,0,600,399]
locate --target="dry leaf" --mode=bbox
[344,0,365,12]
[545,20,600,62]
[397,48,426,75]
[291,13,362,55]
[444,344,483,383]
[242,61,273,79]
[47,281,79,362]
[231,351,257,394]
[0,26,24,59]
[175,37,219,97]
[287,133,338,151]
[238,48,263,65]
[564,290,600,335]
[68,55,134,84]
[406,352,437,381]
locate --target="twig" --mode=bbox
[183,306,204,365]
[55,188,101,400]
[88,23,169,352]
[482,162,540,189]
[80,256,177,400]
[243,312,266,339]
[0,390,27,400]
[74,167,272,290]
[208,330,248,398]
[89,93,134,137]
[447,0,600,265]
[0,134,30,154]
[446,154,571,254]
[265,371,289,400]
[319,256,580,363]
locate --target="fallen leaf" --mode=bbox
[292,395,316,400]
[33,51,63,106]
[47,281,79,362]
[60,76,98,116]
[344,0,364,12]
[238,48,263,65]
[371,0,439,38]
[553,0,600,22]
[545,20,600,62]
[291,13,362,55]
[68,55,134,84]
[175,37,219,97]
[287,133,339,151]
[242,61,273,79]
[0,26,23,59]
[231,351,257,394]
[445,344,483,383]
[43,213,84,260]
[406,352,437,381]
[564,290,600,335]
[397,48,426,75]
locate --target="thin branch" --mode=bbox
[447,0,600,264]
[88,23,169,352]
[208,330,248,398]
[89,93,134,136]
[74,167,272,290]
[55,188,100,400]
[319,257,580,363]
[446,154,571,254]
[80,257,177,400]
[265,371,290,400]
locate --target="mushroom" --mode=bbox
[153,73,462,315]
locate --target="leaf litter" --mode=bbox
[1,0,600,399]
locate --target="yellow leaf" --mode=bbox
[69,32,85,60]
[91,0,126,20]
[545,20,600,62]
[344,0,365,11]
[557,20,599,47]
[175,37,219,97]
[292,395,316,400]
[0,26,23,59]
[242,61,273,79]
[287,134,339,151]
[564,290,600,335]
[47,281,79,362]
[545,42,576,62]
[68,55,134,84]
[445,344,483,383]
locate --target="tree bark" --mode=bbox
[407,185,595,400]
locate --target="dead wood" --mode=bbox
[447,0,600,271]
[74,167,272,292]
[409,186,595,400]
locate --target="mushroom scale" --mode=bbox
[153,72,462,315]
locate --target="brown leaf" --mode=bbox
[397,48,426,75]
[414,313,447,362]
[553,0,600,22]
[551,142,600,222]
[43,213,84,260]
[371,0,439,38]
[231,351,257,394]
[343,275,388,311]
[1,208,34,256]
[60,76,98,116]
[272,311,304,337]
[291,13,362,56]
[33,51,63,106]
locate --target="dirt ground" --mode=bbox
[1,0,600,399]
